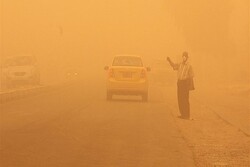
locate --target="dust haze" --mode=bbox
[1,0,248,85]
[0,0,249,166]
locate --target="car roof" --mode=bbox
[5,54,35,60]
[114,54,142,58]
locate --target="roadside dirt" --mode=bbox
[162,85,250,167]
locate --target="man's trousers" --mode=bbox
[177,80,190,118]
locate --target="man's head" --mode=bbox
[182,51,189,62]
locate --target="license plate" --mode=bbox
[122,72,132,78]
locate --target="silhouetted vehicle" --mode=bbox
[104,55,151,102]
[3,54,40,88]
[65,69,80,80]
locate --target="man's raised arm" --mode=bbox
[167,57,179,70]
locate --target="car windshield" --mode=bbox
[6,56,34,66]
[112,56,143,67]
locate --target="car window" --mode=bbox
[112,56,143,67]
[7,56,35,66]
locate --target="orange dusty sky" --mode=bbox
[0,0,249,83]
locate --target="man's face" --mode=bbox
[182,56,187,62]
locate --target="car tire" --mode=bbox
[35,76,40,85]
[107,92,112,101]
[30,75,40,86]
[6,80,13,89]
[142,93,148,102]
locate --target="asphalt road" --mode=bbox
[0,78,195,167]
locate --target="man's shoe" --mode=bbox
[177,115,185,119]
[178,115,192,120]
[184,117,190,120]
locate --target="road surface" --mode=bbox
[0,78,195,167]
[1,75,249,167]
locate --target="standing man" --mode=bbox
[167,52,194,119]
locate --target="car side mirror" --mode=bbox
[104,66,109,71]
[146,67,151,72]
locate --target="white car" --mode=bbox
[3,55,40,88]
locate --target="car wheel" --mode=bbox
[35,76,40,85]
[6,80,13,89]
[142,93,148,102]
[107,92,112,101]
[31,75,40,86]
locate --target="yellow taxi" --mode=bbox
[104,55,150,101]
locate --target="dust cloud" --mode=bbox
[1,0,249,86]
[0,1,249,166]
